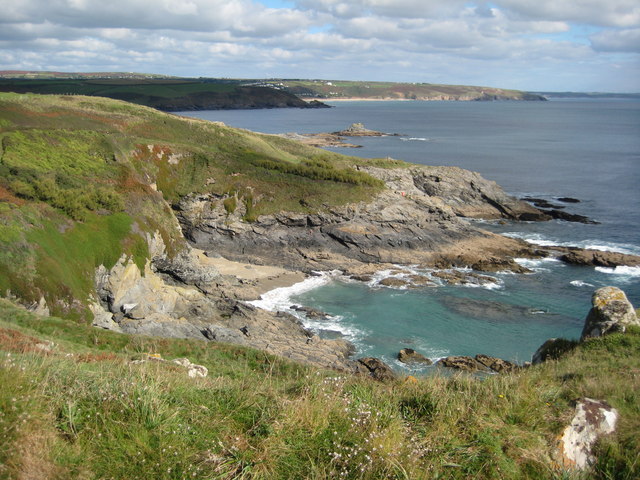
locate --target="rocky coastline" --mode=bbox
[90,162,640,377]
[278,122,401,148]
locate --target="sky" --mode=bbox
[0,0,639,92]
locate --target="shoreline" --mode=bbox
[195,250,307,298]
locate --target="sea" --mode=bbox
[177,99,640,373]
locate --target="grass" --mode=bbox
[0,92,387,318]
[0,300,638,479]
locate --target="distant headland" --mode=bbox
[0,71,547,110]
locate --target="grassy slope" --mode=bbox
[0,92,386,319]
[0,300,638,479]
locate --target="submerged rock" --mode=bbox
[581,286,638,340]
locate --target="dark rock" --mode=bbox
[581,286,639,340]
[291,305,330,319]
[557,197,580,203]
[438,356,488,372]
[531,338,578,364]
[518,211,553,222]
[474,354,519,373]
[471,259,532,274]
[558,249,640,268]
[356,357,396,382]
[350,274,373,282]
[522,197,564,209]
[398,348,433,365]
[540,209,599,224]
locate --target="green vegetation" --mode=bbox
[0,78,314,111]
[0,300,638,479]
[0,92,384,319]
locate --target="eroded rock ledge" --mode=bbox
[176,165,544,274]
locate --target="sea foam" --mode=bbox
[503,233,640,256]
[247,271,337,312]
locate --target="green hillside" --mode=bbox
[0,92,384,320]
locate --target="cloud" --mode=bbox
[0,0,638,91]
[590,28,640,52]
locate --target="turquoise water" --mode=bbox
[179,100,640,371]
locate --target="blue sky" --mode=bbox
[0,0,638,92]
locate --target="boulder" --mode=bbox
[581,286,639,340]
[438,356,487,372]
[398,348,433,365]
[474,354,519,373]
[531,338,577,365]
[558,398,618,469]
[356,357,396,382]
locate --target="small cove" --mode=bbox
[180,99,640,372]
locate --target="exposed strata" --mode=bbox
[175,165,543,274]
[91,163,640,374]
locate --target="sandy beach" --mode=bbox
[195,250,307,298]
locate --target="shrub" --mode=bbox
[223,196,237,214]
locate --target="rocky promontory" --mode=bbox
[176,165,543,274]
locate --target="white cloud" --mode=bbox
[0,0,637,91]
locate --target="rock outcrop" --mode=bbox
[581,286,639,340]
[438,356,488,372]
[558,249,640,268]
[531,338,577,365]
[176,165,543,273]
[558,398,618,470]
[474,354,519,373]
[91,238,355,371]
[356,357,396,382]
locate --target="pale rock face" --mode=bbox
[559,398,618,469]
[172,358,208,378]
[581,286,638,340]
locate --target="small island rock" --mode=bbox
[398,348,433,365]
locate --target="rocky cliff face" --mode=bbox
[91,234,354,371]
[175,165,541,273]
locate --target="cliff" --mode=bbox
[1,92,639,478]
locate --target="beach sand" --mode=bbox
[195,250,307,298]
